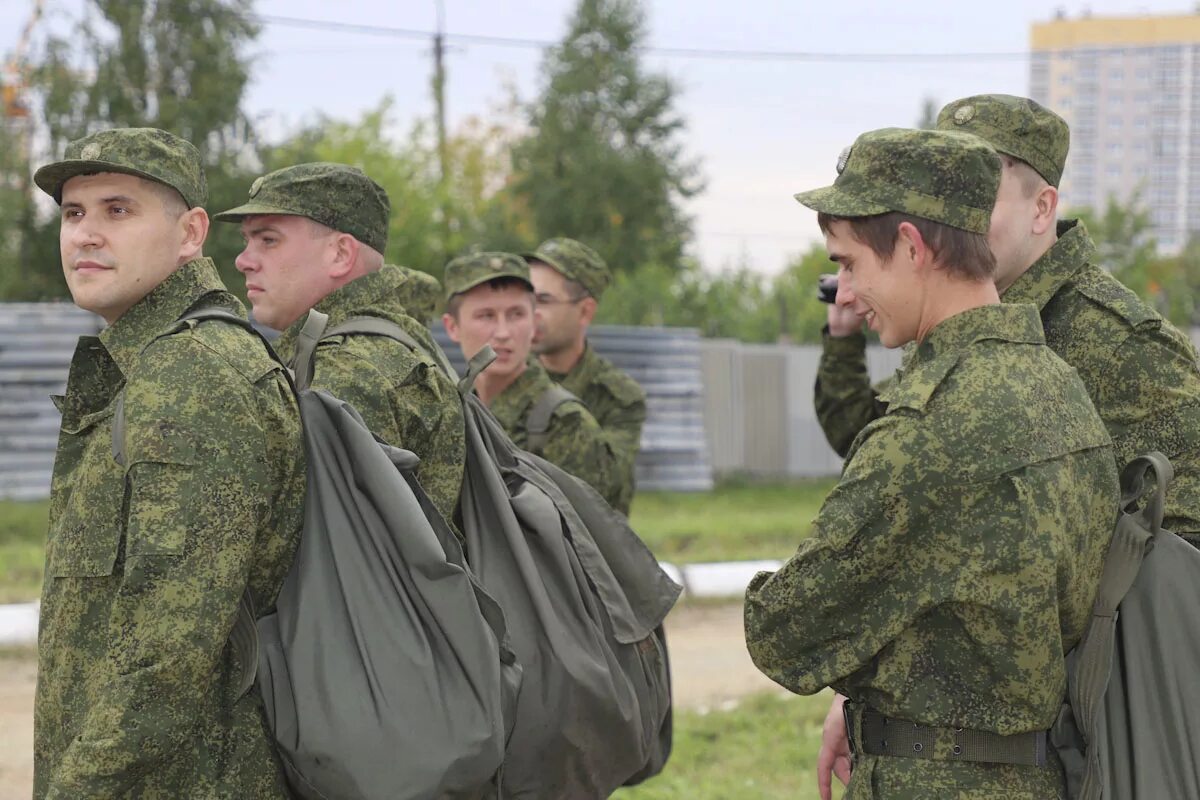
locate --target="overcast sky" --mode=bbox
[3,0,1194,273]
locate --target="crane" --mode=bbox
[2,0,45,121]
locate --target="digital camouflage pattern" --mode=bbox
[488,360,623,509]
[443,251,532,302]
[814,220,1200,536]
[214,162,391,254]
[34,127,208,208]
[794,127,1001,234]
[937,94,1070,187]
[274,264,465,525]
[547,344,646,515]
[747,304,1119,799]
[396,265,443,323]
[35,259,305,799]
[524,237,612,299]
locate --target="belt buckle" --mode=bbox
[843,699,857,757]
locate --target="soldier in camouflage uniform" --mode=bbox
[441,251,622,506]
[397,264,444,325]
[815,94,1200,540]
[744,128,1119,800]
[525,238,647,514]
[214,163,464,524]
[32,128,305,797]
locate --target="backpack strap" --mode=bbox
[292,310,329,393]
[108,305,282,700]
[323,315,460,381]
[458,345,497,398]
[1068,451,1173,798]
[526,385,577,455]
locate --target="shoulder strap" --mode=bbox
[1068,451,1172,799]
[318,314,461,383]
[109,304,279,700]
[526,385,577,454]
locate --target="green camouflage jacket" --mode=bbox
[275,265,464,524]
[489,360,622,508]
[547,343,646,515]
[815,220,1200,536]
[749,304,1118,799]
[35,259,305,799]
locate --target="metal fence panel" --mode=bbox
[0,304,102,500]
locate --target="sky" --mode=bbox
[2,0,1195,274]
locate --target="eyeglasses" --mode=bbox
[534,293,587,307]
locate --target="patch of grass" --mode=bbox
[614,691,843,800]
[629,478,836,564]
[0,501,49,603]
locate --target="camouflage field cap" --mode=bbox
[34,127,207,208]
[443,251,532,301]
[794,127,1001,234]
[213,162,390,254]
[523,237,611,299]
[397,266,443,322]
[937,94,1069,187]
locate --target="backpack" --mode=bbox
[454,345,680,797]
[299,315,680,795]
[117,307,519,800]
[1051,451,1200,799]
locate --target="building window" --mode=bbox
[1107,164,1123,178]
[1109,116,1123,130]
[1107,142,1123,155]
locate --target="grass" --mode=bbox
[0,500,48,604]
[0,478,839,603]
[614,691,844,800]
[629,477,836,564]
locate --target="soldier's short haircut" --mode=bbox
[130,176,188,221]
[816,211,996,282]
[1000,154,1049,200]
[446,276,534,319]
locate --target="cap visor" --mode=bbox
[34,160,183,204]
[454,271,534,297]
[793,185,892,218]
[212,202,308,222]
[521,250,569,276]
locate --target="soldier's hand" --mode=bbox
[827,302,863,338]
[817,693,852,800]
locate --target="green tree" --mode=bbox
[260,97,532,281]
[6,0,262,299]
[510,0,702,274]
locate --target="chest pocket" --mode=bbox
[48,405,125,579]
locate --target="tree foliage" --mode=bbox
[259,98,532,281]
[510,0,702,274]
[2,0,262,299]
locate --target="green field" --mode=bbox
[0,500,48,603]
[629,477,835,564]
[0,478,836,603]
[614,691,843,800]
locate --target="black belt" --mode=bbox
[845,705,1048,768]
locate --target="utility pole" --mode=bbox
[432,0,451,261]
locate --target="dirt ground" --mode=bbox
[0,602,778,800]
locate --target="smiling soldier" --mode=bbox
[744,128,1119,800]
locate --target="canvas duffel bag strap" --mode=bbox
[848,707,1048,767]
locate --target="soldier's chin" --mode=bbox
[531,340,549,355]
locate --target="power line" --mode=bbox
[252,13,1034,63]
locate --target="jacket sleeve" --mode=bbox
[542,401,624,512]
[596,390,646,515]
[44,337,279,797]
[814,327,891,457]
[743,413,953,696]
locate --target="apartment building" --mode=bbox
[1030,13,1200,252]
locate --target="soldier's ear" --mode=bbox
[1032,185,1058,237]
[177,207,209,266]
[328,233,358,279]
[579,296,597,325]
[442,312,460,342]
